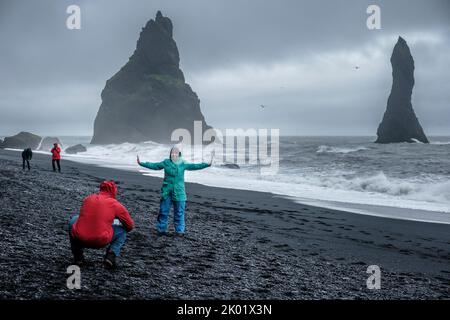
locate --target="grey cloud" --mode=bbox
[0,0,449,136]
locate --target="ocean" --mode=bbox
[21,135,450,224]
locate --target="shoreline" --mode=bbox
[287,196,450,225]
[0,148,449,299]
[7,147,450,225]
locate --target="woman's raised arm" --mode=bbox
[137,155,165,170]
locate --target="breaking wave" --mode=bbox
[316,145,368,154]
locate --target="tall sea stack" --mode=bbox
[375,37,429,144]
[91,11,212,144]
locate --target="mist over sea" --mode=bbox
[23,135,450,224]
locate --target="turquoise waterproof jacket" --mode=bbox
[139,152,210,201]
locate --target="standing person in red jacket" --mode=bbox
[51,143,61,172]
[68,181,134,268]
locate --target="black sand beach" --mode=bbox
[0,149,448,299]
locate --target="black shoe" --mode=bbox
[174,232,185,238]
[104,251,116,269]
[157,231,168,236]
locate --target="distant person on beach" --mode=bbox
[51,143,61,172]
[137,146,214,236]
[68,180,135,268]
[21,148,32,171]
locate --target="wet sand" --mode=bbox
[0,149,448,299]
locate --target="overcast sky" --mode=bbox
[0,0,449,137]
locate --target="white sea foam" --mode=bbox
[410,138,424,144]
[60,143,449,211]
[316,145,368,154]
[13,138,449,223]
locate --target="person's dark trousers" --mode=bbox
[68,215,128,259]
[157,195,186,234]
[68,216,84,260]
[108,225,127,256]
[22,159,30,170]
[52,159,61,172]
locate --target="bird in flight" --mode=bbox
[260,104,267,109]
[355,66,360,70]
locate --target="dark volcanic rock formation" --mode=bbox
[0,132,42,150]
[91,11,212,145]
[65,144,87,154]
[39,137,63,151]
[376,37,429,144]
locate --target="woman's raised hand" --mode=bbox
[209,150,215,166]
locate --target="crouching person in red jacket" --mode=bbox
[68,181,134,269]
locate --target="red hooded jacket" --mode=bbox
[51,144,61,160]
[71,181,134,247]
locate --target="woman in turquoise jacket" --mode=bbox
[137,146,213,235]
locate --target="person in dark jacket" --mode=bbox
[21,148,33,170]
[137,146,213,235]
[68,180,135,268]
[51,143,61,172]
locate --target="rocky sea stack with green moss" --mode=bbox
[91,11,212,144]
